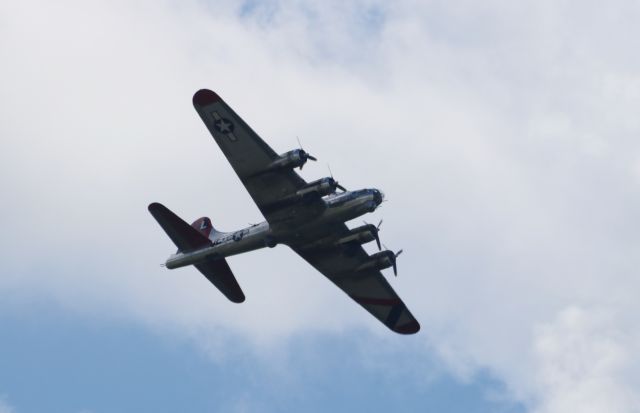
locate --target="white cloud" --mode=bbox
[532,307,640,413]
[2,0,640,411]
[0,396,15,413]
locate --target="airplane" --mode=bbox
[148,89,420,335]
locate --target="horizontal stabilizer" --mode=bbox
[148,202,211,252]
[149,202,245,303]
[195,258,245,303]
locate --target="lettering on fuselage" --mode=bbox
[212,229,249,246]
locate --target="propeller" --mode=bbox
[364,219,383,250]
[383,243,403,276]
[375,220,383,250]
[297,137,317,169]
[392,249,403,276]
[328,164,347,192]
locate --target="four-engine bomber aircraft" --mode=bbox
[149,89,420,334]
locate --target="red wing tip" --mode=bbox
[394,320,420,335]
[193,89,221,106]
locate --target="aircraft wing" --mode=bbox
[291,226,420,334]
[193,89,322,225]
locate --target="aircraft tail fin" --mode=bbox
[190,216,219,239]
[148,202,211,252]
[148,202,245,303]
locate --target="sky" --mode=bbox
[1,0,639,412]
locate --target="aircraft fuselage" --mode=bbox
[165,188,383,269]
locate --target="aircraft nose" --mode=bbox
[373,189,384,205]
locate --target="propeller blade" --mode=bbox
[364,220,382,250]
[396,249,403,258]
[297,137,317,163]
[374,232,381,250]
[336,183,347,192]
[392,260,398,276]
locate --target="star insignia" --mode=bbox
[214,118,234,134]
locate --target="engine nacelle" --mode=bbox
[296,177,340,197]
[336,225,377,246]
[356,251,395,272]
[268,149,314,171]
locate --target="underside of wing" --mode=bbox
[192,89,322,225]
[292,230,420,334]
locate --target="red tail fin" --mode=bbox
[191,217,216,238]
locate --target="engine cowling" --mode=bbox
[336,224,377,246]
[356,251,395,272]
[296,177,340,197]
[268,149,316,171]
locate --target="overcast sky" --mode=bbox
[1,1,640,412]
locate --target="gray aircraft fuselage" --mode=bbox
[165,188,383,269]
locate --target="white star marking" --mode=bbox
[216,119,232,133]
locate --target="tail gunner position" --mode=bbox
[149,89,419,334]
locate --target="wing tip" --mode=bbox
[394,320,421,335]
[227,283,246,303]
[229,293,246,304]
[148,202,169,219]
[193,89,221,106]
